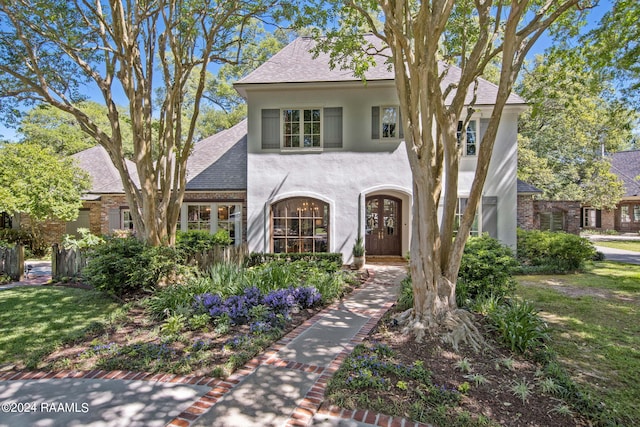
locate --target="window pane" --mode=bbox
[271,197,329,253]
[634,205,640,222]
[381,107,397,139]
[187,205,211,231]
[466,121,477,156]
[622,205,630,222]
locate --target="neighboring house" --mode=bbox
[33,36,526,262]
[235,36,525,262]
[582,150,640,233]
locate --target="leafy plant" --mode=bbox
[464,373,488,387]
[61,228,104,250]
[455,358,472,373]
[487,299,549,354]
[352,236,365,257]
[397,276,414,311]
[516,229,596,273]
[161,313,186,336]
[511,378,533,404]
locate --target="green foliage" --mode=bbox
[245,252,343,270]
[83,237,183,298]
[516,229,596,273]
[457,235,518,306]
[397,276,414,311]
[517,52,634,208]
[0,143,91,222]
[0,228,32,247]
[486,299,550,354]
[176,229,232,257]
[352,236,365,257]
[62,228,104,250]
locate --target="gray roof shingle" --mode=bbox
[72,145,139,194]
[236,36,526,106]
[186,119,247,191]
[611,150,640,198]
[517,179,543,194]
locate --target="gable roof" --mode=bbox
[72,145,139,194]
[186,119,247,191]
[611,150,640,197]
[236,36,526,106]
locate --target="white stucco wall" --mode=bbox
[244,81,519,262]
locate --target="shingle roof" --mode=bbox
[611,150,640,197]
[186,119,247,191]
[73,120,247,195]
[517,179,543,195]
[72,145,139,194]
[236,36,526,106]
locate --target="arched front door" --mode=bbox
[365,196,401,256]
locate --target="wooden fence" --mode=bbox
[0,245,24,281]
[51,243,248,281]
[51,243,88,281]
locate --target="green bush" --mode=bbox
[397,276,414,311]
[487,298,550,354]
[176,230,232,257]
[516,229,595,273]
[83,237,183,298]
[456,235,518,306]
[246,252,342,271]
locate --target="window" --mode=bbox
[454,198,479,236]
[179,203,243,245]
[634,205,640,222]
[262,108,342,150]
[372,106,403,140]
[283,108,321,148]
[457,120,478,156]
[121,209,135,231]
[621,205,630,223]
[541,212,565,232]
[272,197,329,253]
[0,212,11,229]
[381,106,399,139]
[582,207,601,228]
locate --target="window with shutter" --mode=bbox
[261,109,280,149]
[323,107,343,148]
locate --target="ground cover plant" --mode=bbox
[41,259,359,377]
[0,287,119,369]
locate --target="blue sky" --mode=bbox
[0,1,613,142]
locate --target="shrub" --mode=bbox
[246,252,342,271]
[487,298,550,354]
[83,237,183,298]
[516,229,595,273]
[62,228,104,250]
[457,235,518,305]
[176,229,232,257]
[397,276,414,311]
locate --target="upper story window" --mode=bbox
[457,119,478,156]
[372,106,403,140]
[261,108,342,150]
[121,209,135,231]
[283,108,321,148]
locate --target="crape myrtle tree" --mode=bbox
[0,0,295,246]
[311,0,592,347]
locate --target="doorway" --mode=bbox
[365,196,402,255]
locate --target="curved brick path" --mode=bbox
[0,264,431,427]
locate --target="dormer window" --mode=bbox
[283,108,321,148]
[261,107,343,150]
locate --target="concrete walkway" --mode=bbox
[0,264,410,427]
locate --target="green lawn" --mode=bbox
[592,240,640,252]
[516,262,640,425]
[0,286,119,369]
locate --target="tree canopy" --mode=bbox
[0,0,294,246]
[517,52,634,209]
[0,143,90,222]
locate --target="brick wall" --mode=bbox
[517,195,536,230]
[532,200,582,234]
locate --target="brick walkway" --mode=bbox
[0,264,431,427]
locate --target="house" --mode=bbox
[234,36,525,262]
[582,150,640,233]
[21,36,526,263]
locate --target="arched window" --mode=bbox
[271,198,329,253]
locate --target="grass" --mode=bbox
[592,240,640,252]
[0,286,119,369]
[516,261,640,425]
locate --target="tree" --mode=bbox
[0,142,90,250]
[312,0,590,347]
[17,102,135,156]
[517,53,633,209]
[0,0,293,246]
[586,0,640,104]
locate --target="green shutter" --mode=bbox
[482,197,498,238]
[371,106,380,139]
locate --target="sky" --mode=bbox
[0,0,614,143]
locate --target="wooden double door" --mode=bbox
[365,195,401,255]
